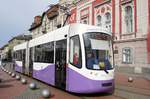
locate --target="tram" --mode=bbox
[13,23,114,93]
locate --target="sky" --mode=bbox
[0,0,58,48]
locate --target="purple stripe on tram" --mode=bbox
[33,64,55,86]
[15,63,22,73]
[66,67,114,93]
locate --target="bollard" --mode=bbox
[7,71,9,74]
[11,73,16,77]
[41,89,51,98]
[16,75,21,80]
[128,77,133,82]
[6,70,9,73]
[9,72,12,75]
[21,78,27,84]
[29,82,37,90]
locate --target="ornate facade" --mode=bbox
[65,0,150,73]
[30,0,150,74]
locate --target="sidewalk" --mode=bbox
[115,66,150,80]
[1,64,150,99]
[0,66,79,99]
[115,72,150,99]
[0,66,120,99]
[0,67,28,99]
[0,64,122,99]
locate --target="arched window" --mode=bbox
[105,12,111,31]
[83,20,87,24]
[125,6,133,33]
[42,16,47,34]
[81,17,88,24]
[105,12,111,24]
[96,15,102,26]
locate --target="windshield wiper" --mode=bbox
[104,68,109,74]
[104,63,109,74]
[103,59,110,74]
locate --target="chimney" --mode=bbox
[34,16,41,24]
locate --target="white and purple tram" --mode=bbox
[13,23,114,93]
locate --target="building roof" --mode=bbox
[0,34,32,50]
[8,34,32,43]
[1,44,9,50]
[29,4,59,31]
[47,4,59,19]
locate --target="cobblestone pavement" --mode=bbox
[115,72,150,99]
[0,66,120,99]
[0,67,27,99]
[1,64,150,99]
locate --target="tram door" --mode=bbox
[55,39,67,89]
[22,49,26,74]
[29,48,33,77]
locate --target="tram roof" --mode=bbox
[14,23,111,49]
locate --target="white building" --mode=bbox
[29,4,61,38]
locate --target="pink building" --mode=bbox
[65,0,150,74]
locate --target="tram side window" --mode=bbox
[16,50,22,61]
[69,35,82,68]
[34,42,54,63]
[13,52,17,59]
[14,51,18,60]
[22,49,26,60]
[15,51,18,60]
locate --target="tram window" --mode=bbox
[22,50,26,58]
[69,35,82,68]
[15,51,18,60]
[34,42,54,63]
[83,32,113,70]
[15,52,17,59]
[19,50,23,61]
[16,50,22,61]
[13,52,17,59]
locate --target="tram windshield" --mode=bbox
[83,32,113,71]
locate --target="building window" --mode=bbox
[105,12,111,24]
[69,35,82,68]
[83,20,87,24]
[122,48,132,64]
[47,21,50,30]
[105,12,111,31]
[96,15,102,26]
[125,6,133,33]
[81,17,88,24]
[53,18,57,27]
[37,28,40,34]
[42,20,47,34]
